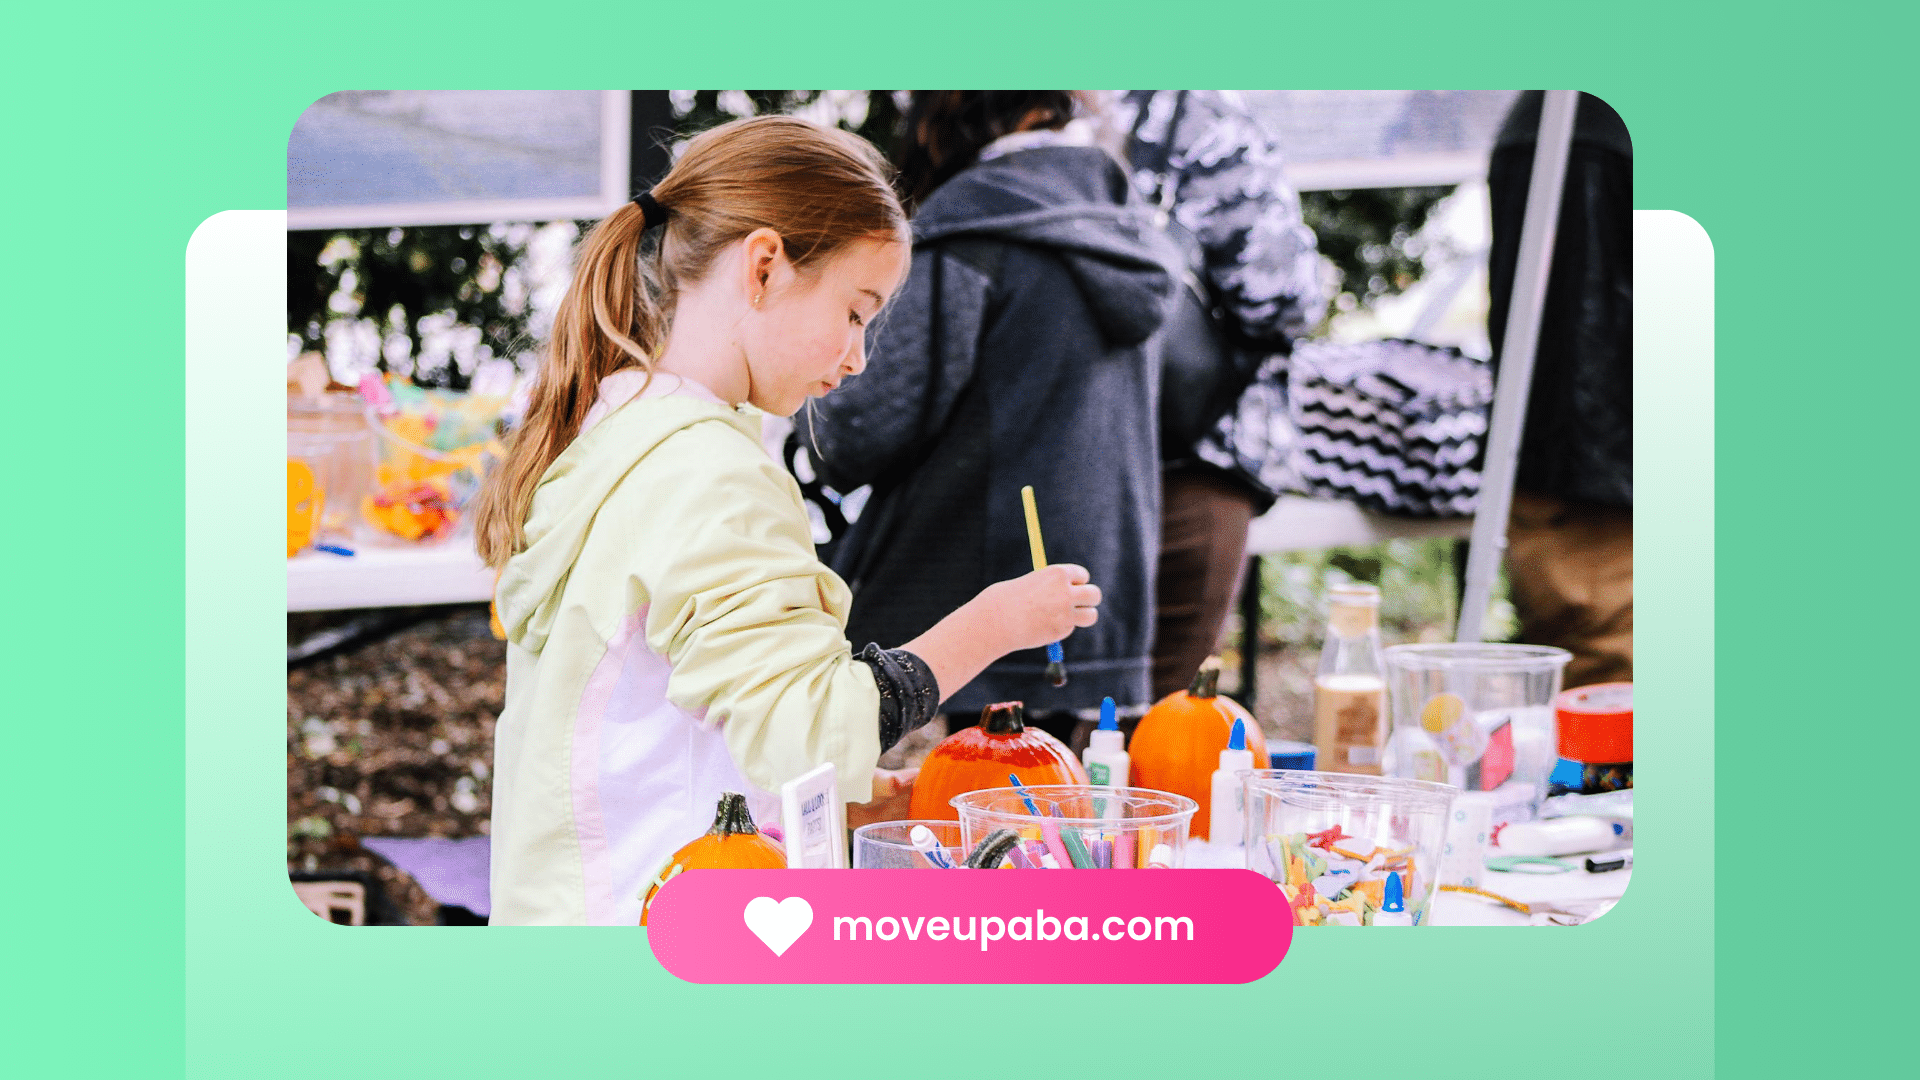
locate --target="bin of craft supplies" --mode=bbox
[360,396,507,545]
[288,394,376,555]
[951,786,1197,869]
[852,821,968,869]
[1381,643,1571,801]
[1245,771,1457,926]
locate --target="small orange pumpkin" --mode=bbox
[640,791,785,925]
[1127,660,1267,840]
[908,702,1088,822]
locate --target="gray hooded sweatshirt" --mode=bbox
[795,144,1180,714]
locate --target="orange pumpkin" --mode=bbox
[1127,660,1267,840]
[908,701,1088,821]
[640,791,785,925]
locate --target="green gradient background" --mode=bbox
[13,0,1902,1075]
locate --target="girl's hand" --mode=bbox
[977,564,1101,654]
[899,565,1102,707]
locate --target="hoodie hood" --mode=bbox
[912,145,1179,346]
[494,394,758,653]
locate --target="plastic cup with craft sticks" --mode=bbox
[951,782,1198,870]
[1245,770,1458,926]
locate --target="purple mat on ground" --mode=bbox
[361,836,491,917]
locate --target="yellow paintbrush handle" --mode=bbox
[1020,485,1049,571]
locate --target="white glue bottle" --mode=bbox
[1083,697,1130,819]
[1210,718,1256,848]
[1082,696,1129,786]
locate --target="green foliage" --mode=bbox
[287,223,553,390]
[665,90,907,162]
[1253,538,1463,653]
[1301,187,1454,318]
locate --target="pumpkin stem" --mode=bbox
[981,701,1027,734]
[1188,659,1222,699]
[707,791,760,838]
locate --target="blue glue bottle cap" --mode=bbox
[1383,868,1405,912]
[1098,696,1118,731]
[1228,717,1246,751]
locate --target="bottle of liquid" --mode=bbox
[1082,697,1130,820]
[1209,718,1256,848]
[1313,583,1388,776]
[1082,697,1130,788]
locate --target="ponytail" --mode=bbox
[472,115,907,569]
[472,202,662,567]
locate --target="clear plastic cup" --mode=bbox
[951,786,1198,869]
[1245,770,1458,926]
[1381,643,1572,798]
[851,821,967,869]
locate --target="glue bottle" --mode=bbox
[1209,718,1256,848]
[1083,697,1130,788]
[1373,868,1415,926]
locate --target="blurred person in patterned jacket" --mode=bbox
[1115,90,1330,699]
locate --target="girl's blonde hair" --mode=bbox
[473,115,907,568]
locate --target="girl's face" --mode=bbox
[740,236,909,417]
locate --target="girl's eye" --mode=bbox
[849,310,865,327]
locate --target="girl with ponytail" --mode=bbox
[473,116,1102,924]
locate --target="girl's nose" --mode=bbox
[844,333,868,377]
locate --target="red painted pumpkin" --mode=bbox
[640,791,784,925]
[908,701,1088,821]
[1128,660,1267,840]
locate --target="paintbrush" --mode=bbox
[1019,485,1069,687]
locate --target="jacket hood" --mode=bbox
[493,395,757,653]
[912,146,1180,346]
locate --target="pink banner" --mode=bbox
[646,869,1292,983]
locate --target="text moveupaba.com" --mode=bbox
[831,909,1196,951]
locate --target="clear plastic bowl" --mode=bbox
[1245,770,1458,926]
[1381,643,1571,797]
[951,786,1197,869]
[851,821,967,869]
[362,406,497,545]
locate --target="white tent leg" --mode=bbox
[1456,90,1580,643]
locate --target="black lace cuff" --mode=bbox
[855,644,940,752]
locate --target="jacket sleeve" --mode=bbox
[792,244,991,492]
[1157,90,1328,352]
[612,420,889,803]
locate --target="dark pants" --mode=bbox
[1151,466,1259,701]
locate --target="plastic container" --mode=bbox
[288,395,376,553]
[1381,644,1571,800]
[851,821,968,869]
[1244,770,1458,926]
[1267,741,1317,770]
[362,406,497,545]
[951,786,1198,869]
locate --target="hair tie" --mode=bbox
[633,190,670,230]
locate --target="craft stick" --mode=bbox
[1056,814,1095,869]
[1137,827,1160,868]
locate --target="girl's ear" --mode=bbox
[741,227,786,301]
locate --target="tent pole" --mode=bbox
[1456,90,1580,643]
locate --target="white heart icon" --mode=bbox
[742,896,813,957]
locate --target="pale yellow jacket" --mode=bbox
[489,381,880,925]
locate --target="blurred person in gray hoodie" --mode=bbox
[795,91,1179,738]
